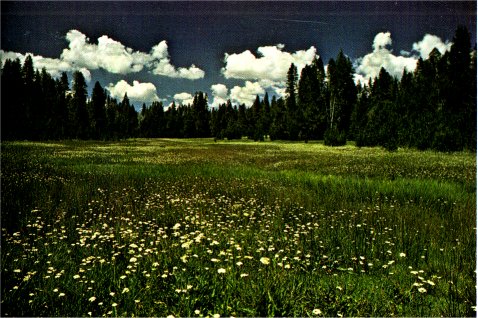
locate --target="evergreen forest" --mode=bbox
[1,26,476,151]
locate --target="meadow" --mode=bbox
[1,139,476,317]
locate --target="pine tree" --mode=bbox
[90,81,107,139]
[55,72,70,139]
[21,55,37,138]
[192,92,210,137]
[325,50,356,145]
[71,71,89,139]
[270,97,287,140]
[1,58,24,139]
[285,63,299,140]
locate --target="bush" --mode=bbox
[324,127,346,146]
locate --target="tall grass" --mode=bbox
[1,139,475,316]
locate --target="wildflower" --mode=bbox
[13,269,21,273]
[260,257,270,265]
[112,303,118,307]
[122,287,130,294]
[312,308,322,315]
[120,275,127,280]
[217,268,226,274]
[336,286,343,291]
[181,241,193,249]
[236,261,243,266]
[73,274,80,279]
[129,257,137,263]
[166,315,175,318]
[426,280,435,286]
[109,292,115,296]
[418,287,427,293]
[213,314,220,318]
[89,296,96,302]
[240,273,249,278]
[399,252,406,258]
[180,254,188,263]
[194,309,201,315]
[59,293,66,297]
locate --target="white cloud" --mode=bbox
[1,29,205,80]
[173,92,194,106]
[106,80,160,104]
[149,40,205,79]
[354,32,419,82]
[373,31,392,51]
[61,30,145,74]
[210,83,229,107]
[354,32,452,83]
[230,81,265,106]
[412,34,452,59]
[222,44,317,82]
[0,50,74,79]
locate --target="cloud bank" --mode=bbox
[0,29,205,81]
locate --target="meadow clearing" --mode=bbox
[1,139,476,317]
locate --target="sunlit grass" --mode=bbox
[1,139,475,316]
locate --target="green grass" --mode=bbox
[1,139,476,317]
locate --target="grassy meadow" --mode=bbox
[1,139,476,317]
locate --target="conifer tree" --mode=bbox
[71,71,89,139]
[90,81,107,139]
[285,63,299,140]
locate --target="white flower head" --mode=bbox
[312,308,322,315]
[418,287,427,293]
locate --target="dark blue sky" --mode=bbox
[1,1,476,108]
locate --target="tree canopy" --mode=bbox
[1,26,475,151]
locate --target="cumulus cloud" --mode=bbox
[412,34,452,59]
[173,92,194,106]
[210,83,229,107]
[230,81,265,106]
[61,30,149,74]
[222,44,317,81]
[106,80,160,104]
[1,29,205,81]
[149,41,205,79]
[0,50,74,79]
[354,31,451,83]
[373,32,392,50]
[354,32,418,81]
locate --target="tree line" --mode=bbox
[1,26,475,151]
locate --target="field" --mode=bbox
[1,139,476,317]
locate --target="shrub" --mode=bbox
[324,127,346,146]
